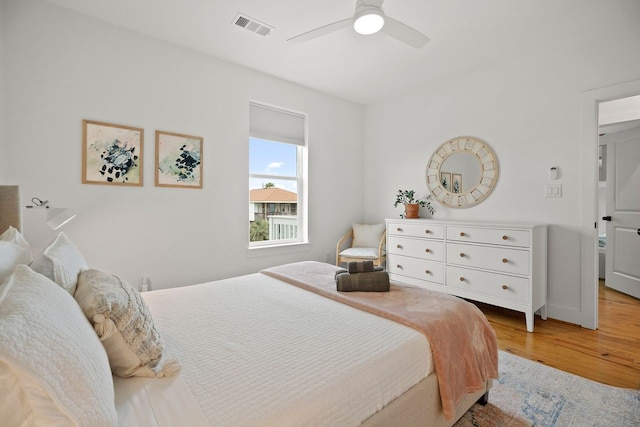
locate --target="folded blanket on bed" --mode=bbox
[261,261,499,422]
[347,260,383,274]
[336,271,390,292]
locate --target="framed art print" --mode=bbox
[155,131,203,189]
[452,173,462,194]
[82,119,143,186]
[440,172,451,191]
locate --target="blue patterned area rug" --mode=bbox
[454,351,640,426]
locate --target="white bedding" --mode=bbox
[116,272,433,426]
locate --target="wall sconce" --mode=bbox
[26,198,77,230]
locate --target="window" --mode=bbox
[249,103,306,247]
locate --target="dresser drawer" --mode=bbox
[388,254,444,284]
[446,226,530,248]
[387,222,444,239]
[447,242,530,275]
[387,236,444,261]
[446,266,529,304]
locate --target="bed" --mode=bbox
[0,185,498,427]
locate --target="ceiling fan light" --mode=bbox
[353,9,385,35]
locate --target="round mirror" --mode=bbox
[426,136,499,208]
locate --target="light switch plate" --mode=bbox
[545,184,562,198]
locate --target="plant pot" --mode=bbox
[404,203,420,218]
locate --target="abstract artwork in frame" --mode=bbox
[452,173,462,194]
[440,172,451,191]
[155,131,203,189]
[82,119,143,186]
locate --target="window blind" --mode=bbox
[249,103,305,146]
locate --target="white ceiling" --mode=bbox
[40,0,600,105]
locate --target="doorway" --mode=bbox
[580,80,640,330]
[598,105,640,299]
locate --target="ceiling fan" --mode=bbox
[287,0,430,49]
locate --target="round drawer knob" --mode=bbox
[425,229,431,234]
[396,227,403,232]
[459,277,465,282]
[459,253,465,257]
[396,264,403,269]
[502,258,508,263]
[396,244,402,249]
[425,270,430,275]
[425,248,431,253]
[460,232,466,237]
[502,285,508,290]
[502,235,508,240]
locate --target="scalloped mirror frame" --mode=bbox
[426,136,499,208]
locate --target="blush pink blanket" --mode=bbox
[261,261,499,421]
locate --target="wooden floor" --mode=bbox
[474,280,640,389]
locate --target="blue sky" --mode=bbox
[249,138,297,192]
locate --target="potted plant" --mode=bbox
[394,189,435,219]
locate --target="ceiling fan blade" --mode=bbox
[382,16,430,48]
[287,18,352,44]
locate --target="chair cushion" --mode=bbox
[339,247,380,260]
[352,223,385,248]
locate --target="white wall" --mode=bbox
[0,0,6,182]
[363,1,640,326]
[3,0,365,289]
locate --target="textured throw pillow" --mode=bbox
[30,232,88,295]
[74,269,181,378]
[0,265,117,427]
[0,226,33,282]
[352,223,385,248]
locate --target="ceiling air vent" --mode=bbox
[233,13,273,37]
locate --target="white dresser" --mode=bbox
[386,219,547,332]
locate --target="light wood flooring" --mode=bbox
[474,280,640,389]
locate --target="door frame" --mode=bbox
[580,79,640,329]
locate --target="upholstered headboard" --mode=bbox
[0,185,22,233]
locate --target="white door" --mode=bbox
[605,126,640,299]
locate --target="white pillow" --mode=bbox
[0,226,32,282]
[74,269,181,378]
[30,232,87,295]
[0,265,117,427]
[352,223,385,248]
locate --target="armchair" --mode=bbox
[336,223,386,268]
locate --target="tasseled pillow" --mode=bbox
[74,268,181,378]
